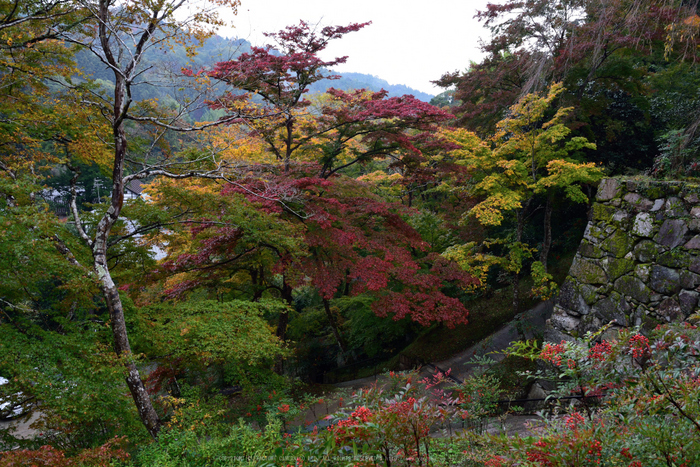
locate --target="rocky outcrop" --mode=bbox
[549,178,700,340]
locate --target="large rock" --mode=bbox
[544,322,579,344]
[649,265,681,295]
[614,275,652,303]
[657,298,682,322]
[591,294,629,326]
[579,314,604,334]
[635,263,651,282]
[557,279,591,315]
[591,203,617,223]
[685,193,700,204]
[524,382,548,412]
[651,199,665,212]
[690,256,700,274]
[612,210,630,224]
[583,224,611,244]
[579,283,599,305]
[632,212,654,237]
[679,290,699,316]
[570,257,608,285]
[601,230,634,258]
[597,178,621,201]
[550,308,580,332]
[634,240,660,263]
[685,236,700,250]
[656,219,689,249]
[680,270,700,289]
[579,240,604,259]
[665,197,688,217]
[607,257,635,281]
[658,251,691,269]
[624,193,654,211]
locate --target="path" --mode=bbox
[0,301,554,443]
[294,301,554,436]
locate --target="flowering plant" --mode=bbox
[497,321,700,466]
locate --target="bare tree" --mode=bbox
[60,0,241,438]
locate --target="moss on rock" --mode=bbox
[601,230,634,258]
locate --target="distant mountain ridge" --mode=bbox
[74,34,434,122]
[308,72,434,102]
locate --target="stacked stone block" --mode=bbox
[549,178,700,341]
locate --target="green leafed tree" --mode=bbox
[441,83,603,312]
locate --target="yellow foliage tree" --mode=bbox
[440,83,604,311]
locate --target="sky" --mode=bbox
[218,0,490,97]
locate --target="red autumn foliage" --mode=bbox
[157,164,475,327]
[206,21,454,176]
[0,437,129,467]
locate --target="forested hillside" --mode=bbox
[75,33,433,124]
[2,0,700,465]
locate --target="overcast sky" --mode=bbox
[218,0,490,96]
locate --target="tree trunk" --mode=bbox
[276,279,294,341]
[323,298,348,361]
[540,194,553,273]
[90,84,162,438]
[92,9,162,432]
[96,252,161,438]
[274,279,294,374]
[512,198,532,314]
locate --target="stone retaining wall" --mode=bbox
[548,178,700,341]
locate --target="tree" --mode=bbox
[39,0,244,438]
[437,0,696,172]
[206,21,454,178]
[440,83,602,312]
[146,167,476,363]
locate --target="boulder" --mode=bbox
[680,270,700,289]
[557,279,591,315]
[657,298,682,322]
[632,212,654,237]
[596,178,621,201]
[685,236,700,250]
[634,240,660,263]
[550,309,580,332]
[591,294,629,326]
[570,257,608,285]
[601,230,635,258]
[649,265,681,295]
[624,193,654,211]
[690,256,700,275]
[658,251,691,269]
[685,193,700,204]
[665,197,688,217]
[579,240,604,259]
[679,290,699,317]
[607,257,636,281]
[583,224,611,244]
[591,203,617,223]
[650,199,665,212]
[635,263,651,282]
[613,211,630,224]
[614,275,652,303]
[656,219,688,249]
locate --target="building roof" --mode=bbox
[125,179,144,195]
